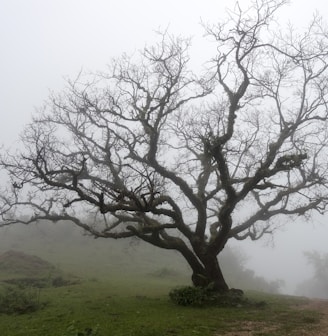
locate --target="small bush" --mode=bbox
[169,285,248,307]
[52,276,78,287]
[169,286,210,306]
[0,285,43,314]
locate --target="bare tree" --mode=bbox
[1,0,328,292]
[296,251,328,298]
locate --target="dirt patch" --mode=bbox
[220,321,279,335]
[292,299,328,336]
[217,299,328,336]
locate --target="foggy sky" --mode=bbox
[1,0,328,293]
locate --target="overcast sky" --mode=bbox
[1,0,328,293]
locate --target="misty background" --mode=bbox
[1,0,328,297]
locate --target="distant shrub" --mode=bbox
[2,275,79,289]
[52,276,79,287]
[151,267,180,278]
[169,285,247,307]
[220,247,284,294]
[64,320,100,336]
[0,285,43,314]
[2,277,48,288]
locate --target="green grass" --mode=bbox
[0,275,322,336]
[0,223,323,335]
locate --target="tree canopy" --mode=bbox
[1,0,328,292]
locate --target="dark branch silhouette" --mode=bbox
[1,0,328,292]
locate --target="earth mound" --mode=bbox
[0,250,56,277]
[0,250,79,288]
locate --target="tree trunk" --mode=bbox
[176,243,229,292]
[190,255,229,292]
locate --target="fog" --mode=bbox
[0,220,326,297]
[1,0,328,298]
[0,222,286,294]
[234,215,328,296]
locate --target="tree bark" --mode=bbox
[203,255,229,292]
[184,251,229,292]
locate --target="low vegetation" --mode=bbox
[0,285,43,315]
[0,278,322,336]
[0,223,324,335]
